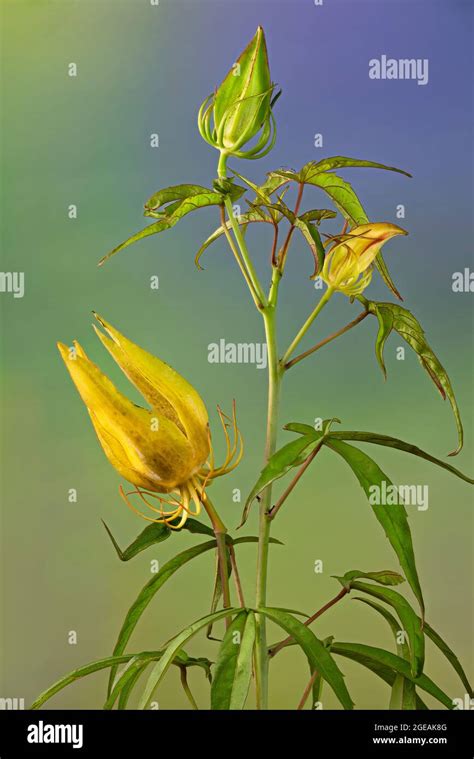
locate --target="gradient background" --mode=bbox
[1,0,472,710]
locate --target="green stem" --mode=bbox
[215,150,282,708]
[254,304,281,709]
[281,287,334,367]
[219,205,261,308]
[202,494,231,628]
[218,151,267,309]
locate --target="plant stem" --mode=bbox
[202,493,231,628]
[254,304,281,709]
[281,286,334,367]
[279,181,304,271]
[229,544,246,607]
[269,587,349,658]
[285,309,369,370]
[219,205,261,308]
[268,441,325,521]
[218,151,267,308]
[297,669,319,710]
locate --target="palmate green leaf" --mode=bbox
[139,608,239,709]
[350,581,424,678]
[259,607,354,710]
[144,181,246,214]
[329,430,474,484]
[302,172,369,226]
[299,208,337,224]
[211,611,256,710]
[332,642,453,709]
[355,596,417,709]
[99,183,246,266]
[264,163,403,299]
[302,156,412,179]
[333,569,405,590]
[367,300,464,455]
[106,535,266,696]
[326,439,425,621]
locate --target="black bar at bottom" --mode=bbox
[0,709,472,757]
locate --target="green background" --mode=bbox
[1,0,472,709]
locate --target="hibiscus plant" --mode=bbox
[33,27,473,711]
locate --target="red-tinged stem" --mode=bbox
[297,669,320,710]
[269,587,349,658]
[268,441,325,521]
[278,181,304,270]
[285,309,369,370]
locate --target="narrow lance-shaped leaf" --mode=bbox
[310,635,334,710]
[329,429,474,483]
[258,607,354,710]
[241,419,339,526]
[117,663,147,710]
[356,591,473,698]
[30,649,210,710]
[106,648,212,710]
[107,536,271,696]
[333,569,405,590]
[325,637,428,708]
[331,642,453,709]
[106,539,218,695]
[326,439,425,621]
[355,590,473,698]
[211,613,247,709]
[240,434,320,527]
[367,300,464,455]
[211,611,256,710]
[355,596,417,709]
[139,608,239,709]
[349,581,424,678]
[102,520,171,561]
[423,621,473,698]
